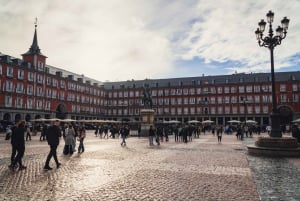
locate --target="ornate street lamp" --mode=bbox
[255,11,290,137]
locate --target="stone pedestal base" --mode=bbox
[140,109,155,137]
[247,136,300,157]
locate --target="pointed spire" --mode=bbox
[22,18,45,56]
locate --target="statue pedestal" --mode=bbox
[140,109,155,137]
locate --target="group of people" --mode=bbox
[8,119,86,171]
[148,124,224,145]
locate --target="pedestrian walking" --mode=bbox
[25,125,31,141]
[77,125,86,153]
[40,124,47,141]
[5,125,12,140]
[44,120,62,170]
[120,125,129,146]
[10,120,27,171]
[64,124,76,155]
[148,125,155,146]
[217,126,223,143]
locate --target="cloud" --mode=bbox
[0,0,299,82]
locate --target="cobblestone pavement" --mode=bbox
[0,131,295,201]
[243,136,300,201]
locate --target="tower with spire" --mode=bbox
[22,18,47,70]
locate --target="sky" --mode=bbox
[1,0,300,82]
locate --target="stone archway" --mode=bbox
[3,113,10,121]
[56,104,66,119]
[278,105,293,125]
[35,115,41,119]
[25,114,31,122]
[15,114,21,122]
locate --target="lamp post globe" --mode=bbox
[255,11,289,138]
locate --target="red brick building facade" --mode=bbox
[1,26,300,127]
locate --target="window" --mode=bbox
[232,106,237,114]
[238,86,245,93]
[224,87,229,93]
[52,79,57,87]
[217,87,222,94]
[45,101,51,110]
[293,94,299,102]
[27,85,33,95]
[28,72,34,81]
[37,87,43,96]
[255,95,260,103]
[5,80,13,92]
[60,80,65,88]
[16,83,23,93]
[6,66,13,77]
[16,97,23,108]
[292,84,298,92]
[164,89,169,96]
[184,107,189,115]
[183,88,188,95]
[46,89,51,98]
[164,98,169,105]
[52,90,57,98]
[189,88,195,95]
[0,64,2,74]
[246,86,252,93]
[254,85,260,93]
[46,77,51,85]
[262,95,269,103]
[189,97,195,104]
[217,97,222,104]
[5,96,12,107]
[170,89,176,95]
[225,106,230,114]
[231,96,237,104]
[26,98,33,109]
[37,74,43,84]
[218,106,223,114]
[190,107,195,114]
[280,94,287,103]
[280,84,286,92]
[184,98,188,105]
[177,98,182,105]
[119,91,123,98]
[255,106,260,113]
[17,69,24,79]
[59,91,65,100]
[224,96,230,104]
[36,100,43,109]
[263,106,269,113]
[231,86,236,93]
[38,61,44,71]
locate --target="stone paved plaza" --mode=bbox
[0,131,299,201]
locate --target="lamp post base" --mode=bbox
[270,112,282,138]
